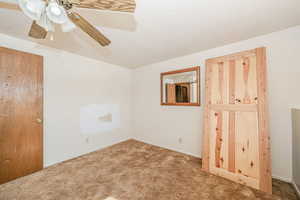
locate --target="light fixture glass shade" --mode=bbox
[18,0,45,20]
[37,8,55,32]
[46,1,68,24]
[61,18,76,32]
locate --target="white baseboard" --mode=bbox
[272,174,292,183]
[133,138,298,182]
[292,181,300,198]
[132,137,201,158]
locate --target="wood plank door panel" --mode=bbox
[235,56,258,104]
[202,48,272,193]
[0,47,43,184]
[166,83,176,103]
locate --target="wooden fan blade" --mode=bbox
[68,12,111,46]
[28,21,47,39]
[70,0,136,13]
[0,2,21,11]
[73,8,136,31]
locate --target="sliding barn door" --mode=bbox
[0,47,43,184]
[202,48,272,193]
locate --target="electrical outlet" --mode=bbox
[178,137,183,144]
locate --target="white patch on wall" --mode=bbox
[80,104,120,135]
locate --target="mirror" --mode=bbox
[161,66,200,106]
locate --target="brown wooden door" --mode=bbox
[202,48,272,193]
[0,47,43,184]
[166,84,176,103]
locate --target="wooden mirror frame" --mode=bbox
[160,66,200,106]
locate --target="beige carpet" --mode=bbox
[0,140,299,200]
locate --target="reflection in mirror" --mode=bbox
[161,67,200,106]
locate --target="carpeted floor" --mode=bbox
[0,139,299,200]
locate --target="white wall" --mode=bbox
[1,25,299,181]
[292,109,300,191]
[0,33,133,167]
[132,26,300,181]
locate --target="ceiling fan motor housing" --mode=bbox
[59,0,73,10]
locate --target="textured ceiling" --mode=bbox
[1,0,300,68]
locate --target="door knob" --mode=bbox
[36,118,42,123]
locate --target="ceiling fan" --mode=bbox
[0,0,136,46]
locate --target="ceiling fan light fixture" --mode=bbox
[25,2,36,12]
[18,0,45,20]
[50,6,62,16]
[46,1,68,24]
[37,9,55,32]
